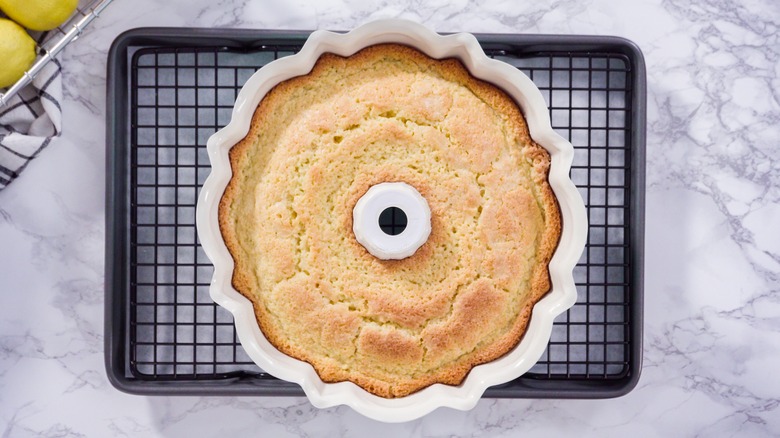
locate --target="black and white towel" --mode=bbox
[0,59,62,191]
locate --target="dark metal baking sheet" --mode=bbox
[105,27,646,398]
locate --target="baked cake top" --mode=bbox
[219,44,561,398]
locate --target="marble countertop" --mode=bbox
[1,0,779,436]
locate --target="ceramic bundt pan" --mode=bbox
[196,19,587,422]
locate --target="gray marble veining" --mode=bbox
[1,0,779,436]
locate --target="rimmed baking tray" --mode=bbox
[105,28,645,398]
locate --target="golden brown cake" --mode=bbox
[218,44,561,398]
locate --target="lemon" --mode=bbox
[0,18,36,89]
[0,0,78,31]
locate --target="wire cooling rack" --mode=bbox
[106,29,645,397]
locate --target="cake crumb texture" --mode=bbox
[218,44,561,398]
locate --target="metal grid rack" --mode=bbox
[106,29,645,397]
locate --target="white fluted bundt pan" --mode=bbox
[196,19,587,422]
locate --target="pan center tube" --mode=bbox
[352,182,431,260]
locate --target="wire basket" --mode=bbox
[0,0,113,106]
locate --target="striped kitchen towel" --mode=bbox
[0,59,62,191]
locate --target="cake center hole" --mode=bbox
[378,206,407,236]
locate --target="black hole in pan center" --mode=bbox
[378,207,407,236]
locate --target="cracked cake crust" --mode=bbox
[218,44,561,398]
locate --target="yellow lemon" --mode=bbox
[0,0,78,31]
[0,18,37,89]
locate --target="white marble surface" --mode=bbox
[1,0,779,435]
